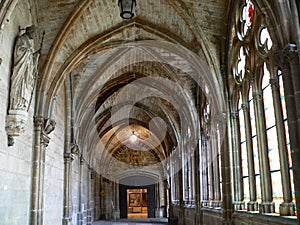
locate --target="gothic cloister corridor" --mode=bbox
[0,1,300,225]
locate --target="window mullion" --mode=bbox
[242,102,258,211]
[269,75,294,215]
[252,90,275,213]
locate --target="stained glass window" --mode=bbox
[231,0,295,216]
[242,0,255,36]
[260,27,273,51]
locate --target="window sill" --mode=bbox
[233,210,297,225]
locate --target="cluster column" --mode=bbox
[241,103,257,211]
[275,44,300,219]
[30,117,56,225]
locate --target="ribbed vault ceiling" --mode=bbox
[33,0,228,181]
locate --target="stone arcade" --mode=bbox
[0,1,300,225]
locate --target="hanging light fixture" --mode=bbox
[118,0,137,19]
[130,131,137,142]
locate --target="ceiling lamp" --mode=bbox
[130,131,137,142]
[118,0,136,19]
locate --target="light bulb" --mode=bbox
[130,131,137,142]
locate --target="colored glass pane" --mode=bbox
[252,136,260,175]
[278,72,287,119]
[267,128,280,171]
[290,169,296,202]
[243,177,250,201]
[242,0,254,35]
[239,107,246,142]
[260,27,273,50]
[271,171,283,213]
[256,175,262,201]
[241,142,248,176]
[262,63,270,89]
[249,89,256,136]
[263,87,276,128]
[284,121,292,167]
[262,65,276,128]
[236,47,246,81]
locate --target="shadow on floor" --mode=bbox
[92,217,168,225]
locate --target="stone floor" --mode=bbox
[92,218,168,225]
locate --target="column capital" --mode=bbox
[283,44,298,64]
[231,111,239,119]
[274,44,298,68]
[64,153,74,162]
[241,103,249,111]
[269,78,279,89]
[252,92,262,101]
[34,116,44,127]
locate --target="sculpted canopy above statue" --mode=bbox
[9,25,40,111]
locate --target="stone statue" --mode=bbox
[9,25,40,111]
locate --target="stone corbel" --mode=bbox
[5,110,28,146]
[41,118,56,147]
[283,44,298,63]
[71,142,79,155]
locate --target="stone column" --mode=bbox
[93,173,100,220]
[178,146,185,225]
[155,182,160,217]
[115,181,120,219]
[230,112,243,209]
[194,140,202,224]
[63,153,74,225]
[241,103,257,211]
[284,44,300,220]
[212,130,221,207]
[274,45,300,220]
[207,139,214,206]
[252,91,275,213]
[87,167,94,225]
[163,179,168,217]
[30,117,56,225]
[220,122,233,224]
[77,156,84,225]
[201,137,208,207]
[269,75,295,216]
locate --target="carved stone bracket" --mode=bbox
[283,44,298,64]
[5,110,28,146]
[274,44,298,69]
[41,118,56,148]
[34,116,56,148]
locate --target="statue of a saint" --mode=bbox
[9,25,40,111]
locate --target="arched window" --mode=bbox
[229,0,295,216]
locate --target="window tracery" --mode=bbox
[229,0,295,216]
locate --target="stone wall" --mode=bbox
[0,0,35,225]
